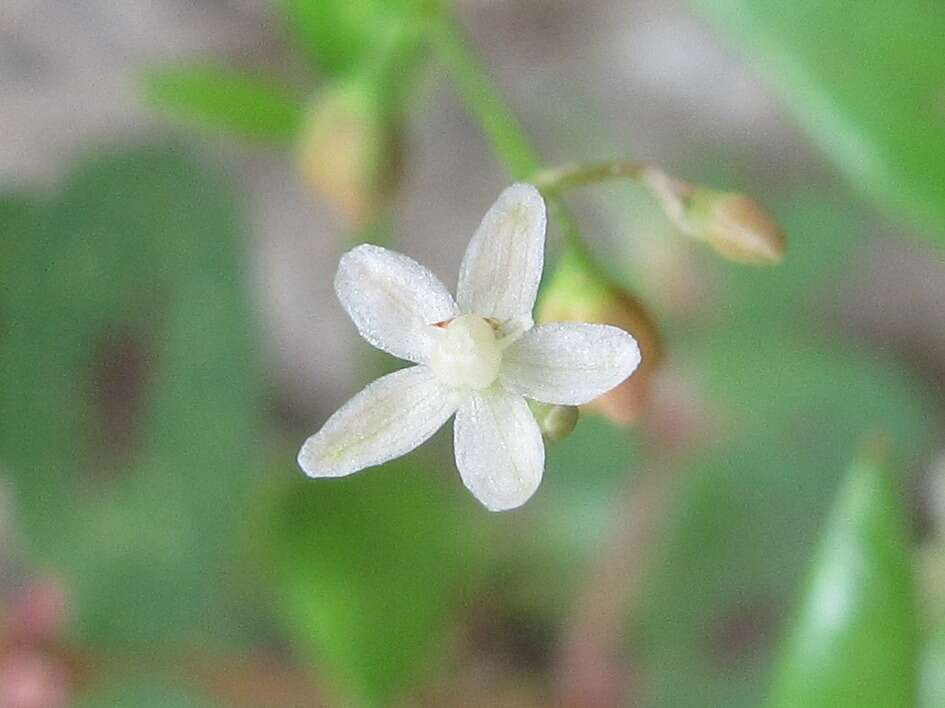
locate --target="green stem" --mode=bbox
[533,161,696,236]
[532,161,651,193]
[431,23,785,270]
[431,17,595,269]
[363,16,428,113]
[431,19,540,178]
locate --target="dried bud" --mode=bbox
[537,253,663,425]
[297,79,400,224]
[531,402,580,443]
[686,189,786,266]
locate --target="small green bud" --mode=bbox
[530,401,580,443]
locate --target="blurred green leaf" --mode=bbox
[0,197,37,319]
[634,342,932,708]
[544,415,639,557]
[769,446,918,707]
[921,623,945,708]
[143,65,304,142]
[260,456,478,704]
[473,416,640,622]
[0,148,263,647]
[279,0,432,75]
[690,1,945,242]
[710,194,861,331]
[629,195,937,708]
[75,677,221,708]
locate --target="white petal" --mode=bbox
[335,244,459,364]
[453,389,545,511]
[456,183,546,325]
[299,366,459,478]
[499,323,641,405]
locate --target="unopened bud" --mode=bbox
[297,79,400,224]
[537,253,663,425]
[531,402,580,443]
[686,189,786,266]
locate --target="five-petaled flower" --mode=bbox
[298,184,641,511]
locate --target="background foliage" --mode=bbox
[1,1,943,706]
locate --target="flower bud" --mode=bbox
[686,189,786,266]
[531,402,580,443]
[297,79,400,224]
[537,252,663,425]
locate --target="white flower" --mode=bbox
[298,184,641,511]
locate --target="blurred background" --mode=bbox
[1,1,944,706]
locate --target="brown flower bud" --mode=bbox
[297,79,400,224]
[687,189,786,266]
[537,253,663,425]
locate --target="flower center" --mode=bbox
[430,315,502,390]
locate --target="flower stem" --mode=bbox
[431,19,540,178]
[534,160,787,266]
[431,17,596,269]
[532,160,650,192]
[533,161,697,234]
[432,21,786,269]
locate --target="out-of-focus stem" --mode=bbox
[533,161,695,234]
[532,161,650,191]
[430,19,540,178]
[433,17,785,271]
[556,450,686,708]
[431,17,595,268]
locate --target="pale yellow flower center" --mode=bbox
[430,315,502,390]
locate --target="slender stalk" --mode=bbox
[532,160,650,192]
[431,17,595,268]
[431,22,786,269]
[367,16,429,113]
[430,19,541,178]
[533,161,700,235]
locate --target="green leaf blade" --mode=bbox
[0,148,264,647]
[921,623,945,708]
[142,65,305,143]
[691,1,945,243]
[279,0,432,75]
[260,458,480,705]
[629,195,937,708]
[769,446,918,707]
